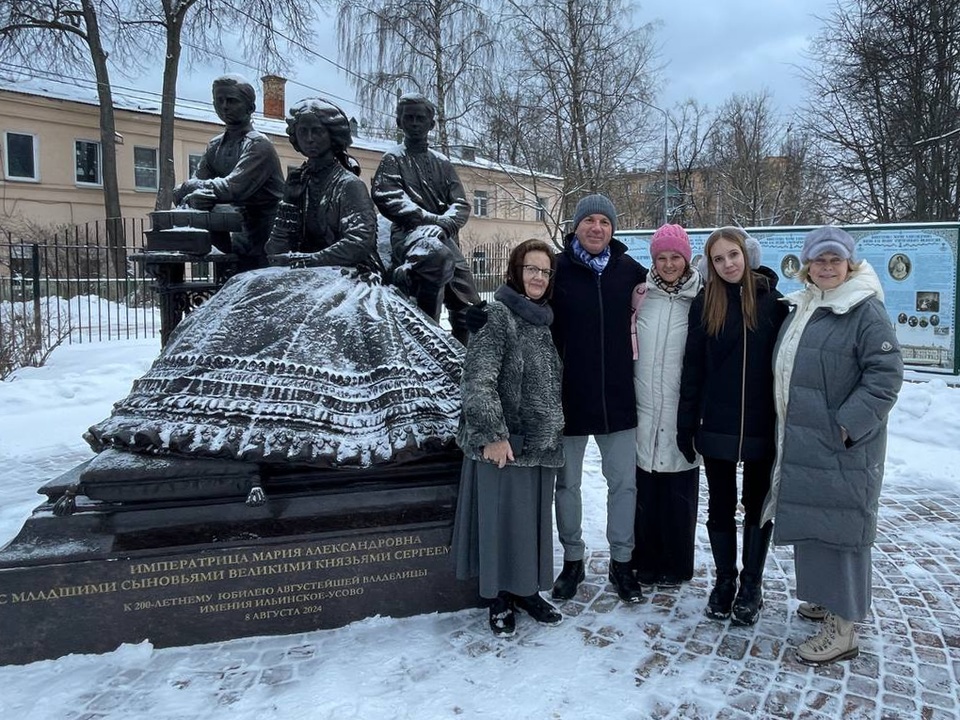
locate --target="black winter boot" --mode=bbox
[608,560,645,604]
[731,522,773,626]
[551,559,585,600]
[706,528,739,620]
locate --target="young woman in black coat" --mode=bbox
[677,227,788,625]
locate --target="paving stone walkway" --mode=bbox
[564,486,960,719]
[41,484,960,720]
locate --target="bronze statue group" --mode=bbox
[168,75,904,667]
[173,75,479,342]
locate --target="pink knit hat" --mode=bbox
[650,224,692,264]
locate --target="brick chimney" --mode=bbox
[261,75,287,120]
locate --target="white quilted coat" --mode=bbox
[633,269,703,472]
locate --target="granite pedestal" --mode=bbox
[0,451,478,665]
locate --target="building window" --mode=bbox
[473,190,488,217]
[536,196,547,222]
[75,140,101,185]
[134,146,158,190]
[471,249,487,275]
[188,153,203,178]
[4,132,38,181]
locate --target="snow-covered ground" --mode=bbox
[0,339,958,719]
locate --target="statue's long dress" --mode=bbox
[86,267,462,468]
[86,158,463,471]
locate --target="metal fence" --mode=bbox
[0,216,517,351]
[0,218,161,347]
[469,242,513,298]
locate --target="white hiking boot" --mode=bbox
[796,613,859,665]
[797,601,828,621]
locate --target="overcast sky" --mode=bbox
[128,0,838,128]
[647,0,836,111]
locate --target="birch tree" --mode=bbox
[498,0,659,224]
[336,0,494,153]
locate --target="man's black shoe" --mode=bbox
[551,559,585,600]
[608,560,645,603]
[512,593,562,626]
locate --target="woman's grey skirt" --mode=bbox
[794,541,872,621]
[451,457,556,599]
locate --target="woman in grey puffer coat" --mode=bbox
[761,226,903,666]
[452,238,565,637]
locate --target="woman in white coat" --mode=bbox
[631,224,703,586]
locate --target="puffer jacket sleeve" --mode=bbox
[677,293,705,432]
[836,300,904,443]
[458,305,511,454]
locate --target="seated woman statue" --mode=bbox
[85,98,463,478]
[265,97,383,274]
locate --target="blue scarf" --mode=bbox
[572,238,611,274]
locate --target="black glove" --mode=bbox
[676,429,697,464]
[464,301,489,333]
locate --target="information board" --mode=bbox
[619,223,960,374]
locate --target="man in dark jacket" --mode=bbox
[173,75,284,273]
[550,194,648,604]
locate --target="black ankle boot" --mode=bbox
[706,528,738,619]
[608,560,645,604]
[732,523,773,626]
[512,593,562,626]
[551,559,585,600]
[488,594,516,637]
[707,575,739,619]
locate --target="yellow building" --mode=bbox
[0,76,559,263]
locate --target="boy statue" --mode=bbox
[173,74,284,272]
[371,93,480,343]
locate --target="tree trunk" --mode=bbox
[81,0,125,274]
[155,11,184,211]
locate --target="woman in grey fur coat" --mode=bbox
[452,238,565,637]
[761,226,903,666]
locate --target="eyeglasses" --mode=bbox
[522,265,554,279]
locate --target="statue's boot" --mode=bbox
[415,282,444,322]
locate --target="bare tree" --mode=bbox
[774,126,833,225]
[336,0,494,153]
[0,0,128,263]
[127,0,316,210]
[493,0,660,225]
[604,94,832,231]
[665,99,718,228]
[801,0,960,222]
[707,92,782,226]
[469,57,571,242]
[703,91,824,226]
